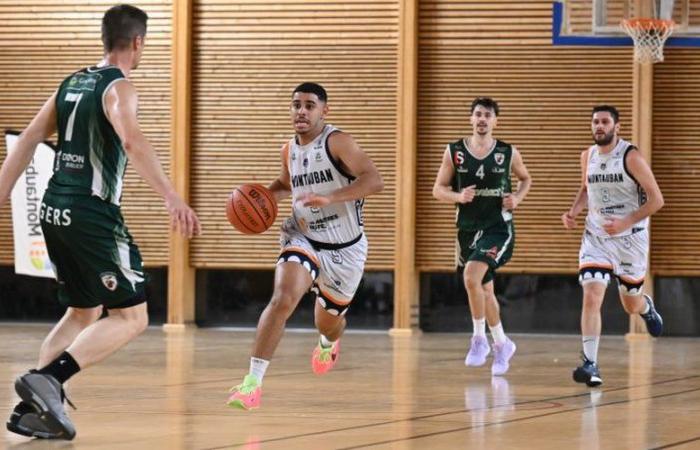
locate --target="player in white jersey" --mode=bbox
[227,82,383,410]
[562,105,664,387]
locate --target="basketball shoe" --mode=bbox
[227,375,262,410]
[491,338,516,376]
[640,294,663,337]
[573,353,603,387]
[312,339,340,375]
[465,335,490,367]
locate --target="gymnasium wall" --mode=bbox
[0,0,173,266]
[188,0,399,270]
[0,1,698,278]
[415,1,634,273]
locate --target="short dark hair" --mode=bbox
[293,82,327,103]
[102,4,148,52]
[592,105,620,123]
[470,97,499,116]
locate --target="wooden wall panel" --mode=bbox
[0,1,172,267]
[652,49,700,275]
[190,1,399,269]
[416,1,634,273]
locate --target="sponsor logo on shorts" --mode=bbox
[330,251,343,264]
[100,272,118,291]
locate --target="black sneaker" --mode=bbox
[6,401,62,439]
[640,294,663,337]
[14,372,76,440]
[573,354,603,387]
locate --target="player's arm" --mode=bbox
[503,147,531,209]
[433,147,460,203]
[105,80,201,237]
[562,150,589,229]
[0,92,57,207]
[604,149,664,235]
[433,147,475,204]
[298,132,383,207]
[268,142,291,202]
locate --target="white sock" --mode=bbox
[489,322,507,345]
[320,335,335,348]
[249,357,270,383]
[582,336,600,363]
[472,318,486,338]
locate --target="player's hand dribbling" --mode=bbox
[456,185,476,203]
[603,217,630,236]
[561,212,577,230]
[165,192,201,238]
[297,192,331,208]
[502,193,520,210]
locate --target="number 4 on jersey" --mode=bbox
[475,164,485,179]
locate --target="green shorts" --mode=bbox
[457,220,515,284]
[40,191,146,309]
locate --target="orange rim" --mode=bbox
[621,18,674,31]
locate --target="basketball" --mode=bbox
[226,184,278,234]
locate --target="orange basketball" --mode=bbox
[226,184,278,234]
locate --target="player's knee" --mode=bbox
[582,289,605,310]
[68,306,103,325]
[269,292,296,317]
[126,309,149,336]
[464,274,483,291]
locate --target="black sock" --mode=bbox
[37,351,81,384]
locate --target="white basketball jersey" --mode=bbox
[287,124,364,244]
[585,138,648,237]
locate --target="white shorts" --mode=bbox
[578,228,649,295]
[277,218,367,315]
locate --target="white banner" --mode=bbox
[6,132,56,278]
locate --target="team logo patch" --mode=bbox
[600,163,606,170]
[100,272,118,291]
[494,153,505,165]
[454,151,465,166]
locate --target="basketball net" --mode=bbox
[621,18,675,64]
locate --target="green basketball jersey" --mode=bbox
[49,66,127,205]
[449,138,513,230]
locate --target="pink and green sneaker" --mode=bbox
[311,339,340,375]
[227,375,261,410]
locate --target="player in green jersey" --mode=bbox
[0,5,200,439]
[433,97,531,376]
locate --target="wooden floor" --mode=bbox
[1,324,699,450]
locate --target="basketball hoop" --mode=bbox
[621,18,675,64]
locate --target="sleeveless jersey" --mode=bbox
[584,138,648,237]
[287,124,364,244]
[449,138,513,231]
[49,65,127,205]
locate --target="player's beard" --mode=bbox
[593,130,615,146]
